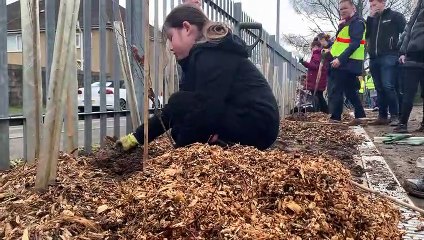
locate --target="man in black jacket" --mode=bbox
[366,0,406,126]
[398,0,424,199]
[394,0,424,133]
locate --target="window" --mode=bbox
[7,34,22,52]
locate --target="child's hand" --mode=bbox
[331,58,341,68]
[131,44,139,54]
[131,45,144,65]
[399,55,406,64]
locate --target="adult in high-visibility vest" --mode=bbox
[328,0,367,125]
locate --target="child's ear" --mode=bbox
[182,21,192,33]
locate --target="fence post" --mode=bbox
[233,2,242,28]
[153,0,160,107]
[112,0,121,139]
[0,0,8,170]
[21,0,43,164]
[98,0,107,146]
[129,0,145,134]
[125,0,134,133]
[269,35,276,91]
[83,0,93,154]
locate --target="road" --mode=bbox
[9,117,130,160]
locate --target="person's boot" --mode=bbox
[328,119,341,124]
[115,133,139,151]
[348,118,364,126]
[369,118,390,126]
[389,116,400,127]
[414,122,424,132]
[393,123,408,133]
[404,178,424,199]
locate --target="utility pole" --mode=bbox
[276,0,280,44]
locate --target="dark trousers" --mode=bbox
[399,67,424,125]
[314,90,329,113]
[133,91,279,150]
[395,68,403,115]
[328,69,366,121]
[369,55,400,119]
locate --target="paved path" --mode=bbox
[9,117,130,160]
[363,106,424,209]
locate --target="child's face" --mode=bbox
[319,38,328,47]
[166,22,199,60]
[311,46,320,51]
[182,0,202,8]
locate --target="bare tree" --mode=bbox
[283,0,413,52]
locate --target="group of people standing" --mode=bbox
[299,0,424,132]
[299,0,424,198]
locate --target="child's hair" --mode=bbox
[163,4,230,43]
[311,40,321,49]
[316,33,331,41]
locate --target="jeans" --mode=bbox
[369,55,400,119]
[328,69,366,121]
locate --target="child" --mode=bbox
[116,5,280,151]
[290,75,314,114]
[299,40,329,113]
[182,0,202,8]
[315,33,333,50]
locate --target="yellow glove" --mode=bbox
[115,133,139,151]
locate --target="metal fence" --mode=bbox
[0,0,305,169]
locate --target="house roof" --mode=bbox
[7,0,159,39]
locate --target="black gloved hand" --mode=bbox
[299,58,304,64]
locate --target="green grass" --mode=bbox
[9,106,23,115]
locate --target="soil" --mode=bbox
[276,112,365,180]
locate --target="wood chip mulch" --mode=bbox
[0,119,402,239]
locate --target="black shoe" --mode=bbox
[393,124,408,133]
[389,117,400,127]
[404,178,424,199]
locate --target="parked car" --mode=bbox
[77,81,163,112]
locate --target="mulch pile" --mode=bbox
[285,112,354,123]
[0,118,402,239]
[278,113,365,178]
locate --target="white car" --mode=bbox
[77,81,163,112]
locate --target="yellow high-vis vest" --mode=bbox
[330,22,367,60]
[365,76,375,90]
[359,77,365,94]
